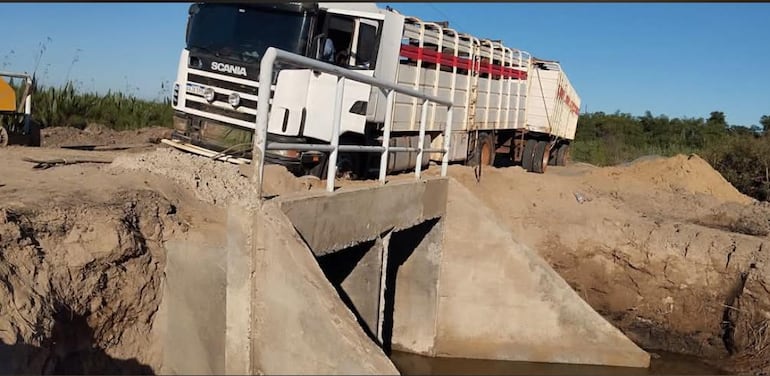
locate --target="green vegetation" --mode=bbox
[572,110,770,201]
[16,80,173,130]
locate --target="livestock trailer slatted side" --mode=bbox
[392,16,531,135]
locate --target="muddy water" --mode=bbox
[390,351,730,376]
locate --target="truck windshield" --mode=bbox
[187,4,312,63]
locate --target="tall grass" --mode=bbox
[11,80,173,130]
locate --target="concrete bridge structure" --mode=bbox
[158,176,651,374]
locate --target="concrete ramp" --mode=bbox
[419,179,651,368]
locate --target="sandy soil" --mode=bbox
[1,129,769,374]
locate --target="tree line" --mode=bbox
[572,110,770,201]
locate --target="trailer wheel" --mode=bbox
[480,133,495,166]
[469,132,495,167]
[556,144,569,166]
[548,149,557,166]
[0,125,8,147]
[521,138,536,171]
[532,140,550,174]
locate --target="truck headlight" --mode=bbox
[228,92,241,107]
[203,87,216,102]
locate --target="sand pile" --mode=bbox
[588,154,752,204]
[110,148,313,206]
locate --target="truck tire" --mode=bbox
[548,148,557,166]
[521,138,536,172]
[532,140,550,174]
[308,155,328,179]
[556,144,569,166]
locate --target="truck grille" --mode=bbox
[187,73,259,96]
[184,72,273,125]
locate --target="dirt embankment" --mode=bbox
[41,124,173,149]
[446,154,770,375]
[0,190,184,374]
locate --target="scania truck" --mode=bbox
[170,2,581,177]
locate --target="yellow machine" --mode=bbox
[0,71,40,147]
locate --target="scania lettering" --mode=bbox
[211,62,248,76]
[171,2,581,177]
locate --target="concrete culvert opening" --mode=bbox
[314,218,442,354]
[381,218,441,354]
[316,238,382,342]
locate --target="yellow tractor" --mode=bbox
[0,71,40,147]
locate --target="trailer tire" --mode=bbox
[532,140,550,174]
[521,138,536,171]
[479,133,495,166]
[556,144,569,166]
[469,132,495,167]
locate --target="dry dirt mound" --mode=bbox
[587,154,751,205]
[109,148,314,206]
[0,190,185,374]
[41,124,173,148]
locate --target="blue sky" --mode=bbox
[2,2,769,126]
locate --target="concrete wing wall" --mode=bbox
[433,179,651,368]
[250,203,399,375]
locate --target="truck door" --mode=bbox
[302,10,384,142]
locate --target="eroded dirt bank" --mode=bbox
[0,191,182,373]
[0,145,227,374]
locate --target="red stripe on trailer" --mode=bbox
[399,44,527,80]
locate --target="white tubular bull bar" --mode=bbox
[251,47,454,198]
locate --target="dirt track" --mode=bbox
[1,127,769,374]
